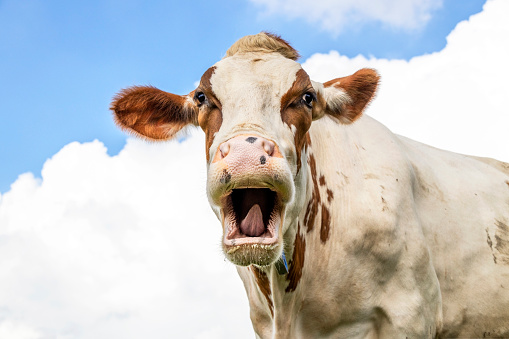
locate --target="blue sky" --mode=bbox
[0,0,486,193]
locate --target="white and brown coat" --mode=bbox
[111,33,509,338]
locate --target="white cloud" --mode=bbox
[0,136,252,338]
[0,0,508,337]
[0,320,41,339]
[303,0,509,162]
[250,0,443,35]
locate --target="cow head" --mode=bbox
[111,33,379,267]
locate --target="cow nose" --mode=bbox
[261,139,275,157]
[218,135,275,161]
[220,143,230,158]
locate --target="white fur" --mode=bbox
[200,49,509,338]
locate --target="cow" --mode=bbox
[111,33,509,338]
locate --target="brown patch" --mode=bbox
[196,67,224,162]
[250,266,274,317]
[196,66,222,111]
[308,154,321,204]
[302,132,312,159]
[286,223,306,293]
[200,67,214,87]
[280,69,314,173]
[320,205,331,243]
[304,132,312,147]
[111,86,197,140]
[201,108,222,162]
[326,189,334,203]
[304,153,321,233]
[304,195,319,233]
[323,68,379,123]
[319,175,326,186]
[280,69,313,114]
[505,180,509,188]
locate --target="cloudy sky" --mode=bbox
[1,0,508,338]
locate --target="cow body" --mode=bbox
[239,115,509,338]
[111,33,509,338]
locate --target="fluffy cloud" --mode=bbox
[303,0,509,162]
[0,1,508,338]
[250,0,443,35]
[0,136,251,338]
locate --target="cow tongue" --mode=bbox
[240,204,265,237]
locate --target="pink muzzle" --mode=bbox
[213,134,281,168]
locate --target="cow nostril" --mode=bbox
[262,140,275,156]
[220,143,230,158]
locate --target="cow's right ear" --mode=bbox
[313,68,380,124]
[111,86,198,140]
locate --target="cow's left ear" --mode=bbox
[111,86,198,140]
[314,68,380,124]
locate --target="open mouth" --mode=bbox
[222,187,282,265]
[223,188,281,244]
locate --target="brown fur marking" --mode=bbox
[197,67,220,106]
[196,67,223,162]
[304,195,318,233]
[326,188,334,203]
[505,180,509,188]
[201,108,222,162]
[320,205,331,243]
[280,69,314,173]
[111,86,197,140]
[304,132,312,148]
[319,175,326,186]
[304,153,321,233]
[308,154,321,204]
[324,68,379,123]
[286,223,306,293]
[251,266,274,317]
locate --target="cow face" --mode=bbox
[111,33,379,268]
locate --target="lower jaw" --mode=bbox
[223,241,281,267]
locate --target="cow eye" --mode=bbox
[302,92,315,108]
[195,91,206,105]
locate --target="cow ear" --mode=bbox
[320,68,380,124]
[111,86,198,140]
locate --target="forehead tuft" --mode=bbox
[224,32,300,61]
[209,53,303,100]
